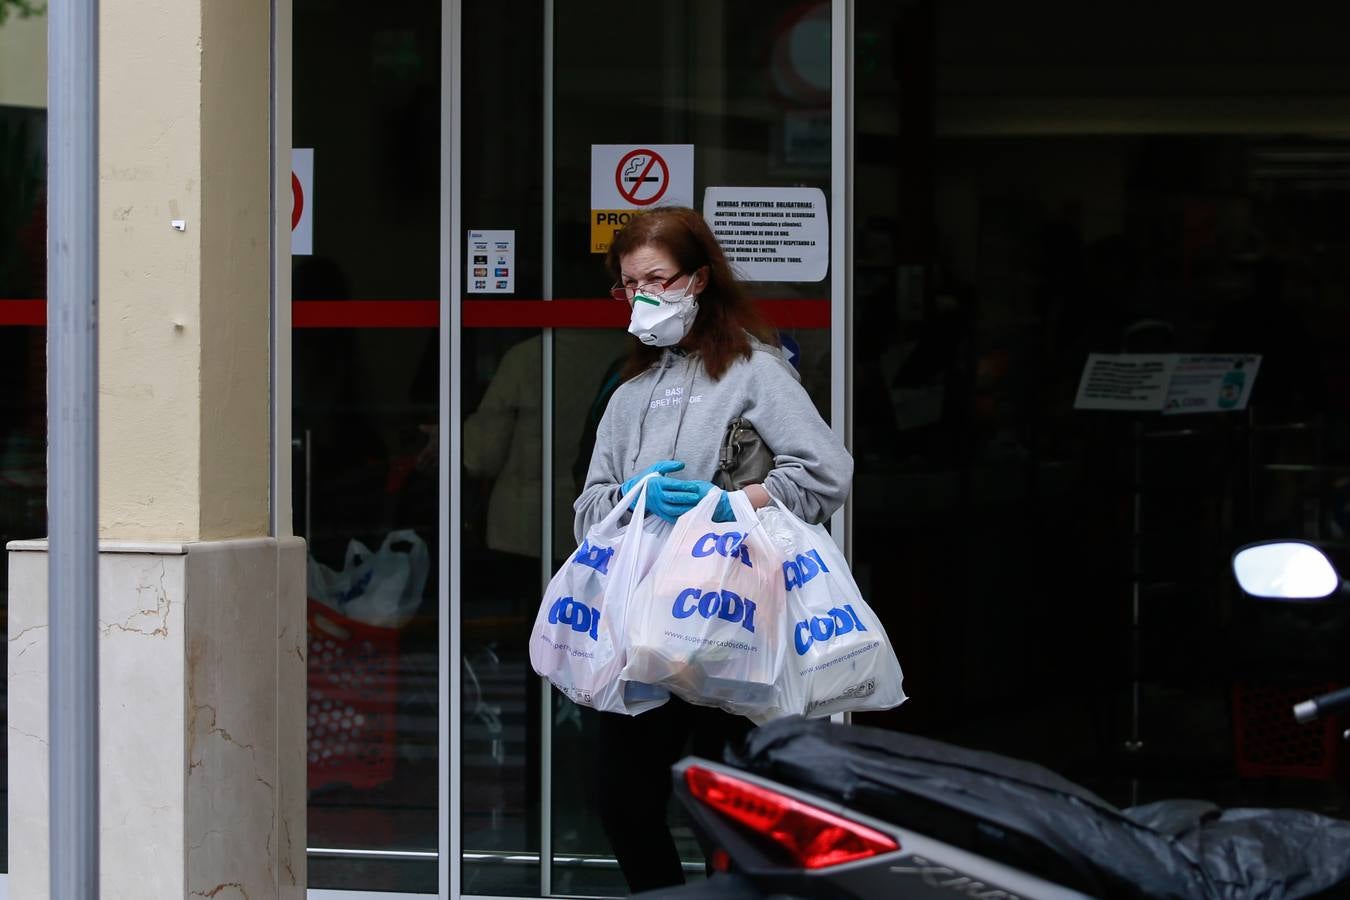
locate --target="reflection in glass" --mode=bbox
[459,329,543,896]
[293,0,441,890]
[297,329,439,894]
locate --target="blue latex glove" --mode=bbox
[673,480,737,523]
[644,477,707,523]
[621,459,685,501]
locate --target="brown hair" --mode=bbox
[606,207,778,381]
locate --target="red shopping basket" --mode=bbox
[1232,682,1343,780]
[307,598,400,791]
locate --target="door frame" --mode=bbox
[440,0,462,897]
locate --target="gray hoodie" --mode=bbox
[573,339,853,543]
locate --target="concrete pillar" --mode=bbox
[7,0,305,896]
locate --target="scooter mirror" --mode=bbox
[1233,541,1340,600]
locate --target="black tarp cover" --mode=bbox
[728,717,1350,899]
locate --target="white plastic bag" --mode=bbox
[307,529,429,628]
[530,476,670,714]
[756,499,905,721]
[622,487,787,712]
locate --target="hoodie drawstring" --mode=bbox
[631,349,674,467]
[669,354,698,458]
[630,349,700,468]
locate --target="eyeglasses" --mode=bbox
[609,272,685,305]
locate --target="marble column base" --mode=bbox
[7,537,307,899]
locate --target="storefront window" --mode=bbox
[853,0,1350,814]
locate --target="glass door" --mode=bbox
[453,1,843,897]
[454,0,547,891]
[293,0,442,893]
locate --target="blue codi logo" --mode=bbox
[783,549,830,592]
[691,532,753,568]
[573,539,614,575]
[671,588,758,634]
[548,596,601,641]
[794,604,867,656]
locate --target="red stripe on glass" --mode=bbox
[2,299,830,330]
[292,300,439,328]
[291,299,829,329]
[0,301,47,326]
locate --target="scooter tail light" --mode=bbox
[685,765,899,870]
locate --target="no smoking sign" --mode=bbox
[590,144,694,254]
[615,149,669,206]
[292,148,313,255]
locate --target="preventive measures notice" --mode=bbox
[703,186,828,282]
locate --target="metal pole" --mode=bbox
[539,0,555,892]
[47,0,101,895]
[828,0,851,557]
[1127,420,1143,807]
[442,0,462,895]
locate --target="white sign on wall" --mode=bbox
[703,186,829,282]
[291,148,314,256]
[589,144,694,254]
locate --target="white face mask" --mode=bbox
[627,281,699,347]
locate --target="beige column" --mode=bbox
[6,0,305,897]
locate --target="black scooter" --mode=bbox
[641,541,1350,900]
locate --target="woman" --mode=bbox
[574,206,853,891]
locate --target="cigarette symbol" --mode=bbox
[624,156,658,183]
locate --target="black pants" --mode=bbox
[581,698,753,894]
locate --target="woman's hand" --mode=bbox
[677,480,733,522]
[631,476,773,523]
[742,483,772,509]
[644,477,706,523]
[621,459,686,499]
[666,481,771,522]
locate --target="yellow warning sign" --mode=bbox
[590,209,638,255]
